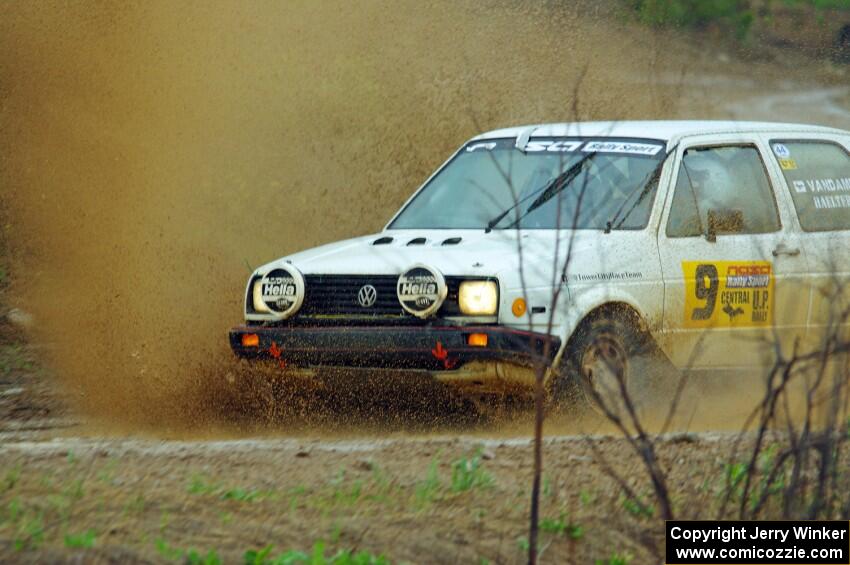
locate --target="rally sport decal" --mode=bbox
[682,261,773,328]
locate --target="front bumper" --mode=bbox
[228,324,560,371]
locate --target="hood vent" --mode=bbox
[372,236,393,245]
[441,237,462,246]
[406,237,427,246]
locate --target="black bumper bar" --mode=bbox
[228,325,560,371]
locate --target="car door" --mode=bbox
[761,134,850,348]
[657,134,810,369]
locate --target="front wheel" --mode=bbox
[551,312,666,417]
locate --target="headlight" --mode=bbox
[458,280,498,315]
[252,280,271,313]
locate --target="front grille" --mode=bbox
[247,274,495,325]
[301,275,404,316]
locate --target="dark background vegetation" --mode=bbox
[0,1,849,563]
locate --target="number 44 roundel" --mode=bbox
[682,261,774,328]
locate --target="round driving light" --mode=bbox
[252,280,271,313]
[512,298,527,318]
[257,264,305,320]
[397,264,447,318]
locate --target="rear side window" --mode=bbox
[769,140,850,232]
[666,145,781,238]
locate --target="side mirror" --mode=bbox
[706,209,744,242]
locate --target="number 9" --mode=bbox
[692,264,719,321]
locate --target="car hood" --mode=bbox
[254,229,650,289]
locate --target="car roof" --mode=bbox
[470,120,849,145]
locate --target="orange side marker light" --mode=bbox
[468,333,488,347]
[512,298,527,317]
[241,333,259,348]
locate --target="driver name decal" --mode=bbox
[791,177,850,210]
[682,261,774,328]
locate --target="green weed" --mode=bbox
[621,495,654,518]
[2,467,20,493]
[97,458,119,483]
[123,493,146,515]
[721,447,787,512]
[6,498,22,523]
[450,451,493,492]
[155,538,183,560]
[63,478,85,500]
[244,541,388,564]
[13,512,44,551]
[221,487,265,502]
[540,513,583,539]
[188,474,273,502]
[579,489,596,507]
[516,536,545,555]
[156,539,221,564]
[287,485,307,512]
[595,552,631,565]
[414,459,442,506]
[186,548,222,565]
[64,529,96,549]
[187,475,218,495]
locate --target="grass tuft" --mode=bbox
[64,529,96,549]
[450,450,493,493]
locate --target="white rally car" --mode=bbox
[230,121,850,406]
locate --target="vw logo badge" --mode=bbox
[357,284,378,308]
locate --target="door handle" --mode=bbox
[772,244,801,257]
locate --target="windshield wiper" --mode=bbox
[484,176,557,232]
[485,203,521,233]
[603,143,679,234]
[484,153,594,232]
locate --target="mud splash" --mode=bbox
[0,1,846,433]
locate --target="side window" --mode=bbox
[666,145,781,238]
[768,140,850,232]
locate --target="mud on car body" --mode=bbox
[230,121,850,406]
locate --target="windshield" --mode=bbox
[389,137,667,230]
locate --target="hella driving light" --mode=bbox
[397,264,447,318]
[252,280,271,313]
[248,263,306,320]
[458,280,498,315]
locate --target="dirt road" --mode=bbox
[0,390,746,564]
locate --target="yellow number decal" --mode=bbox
[682,261,773,328]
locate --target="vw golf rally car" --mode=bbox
[229,121,850,406]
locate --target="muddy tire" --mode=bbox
[551,311,672,417]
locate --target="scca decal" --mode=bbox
[682,261,774,328]
[523,140,582,153]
